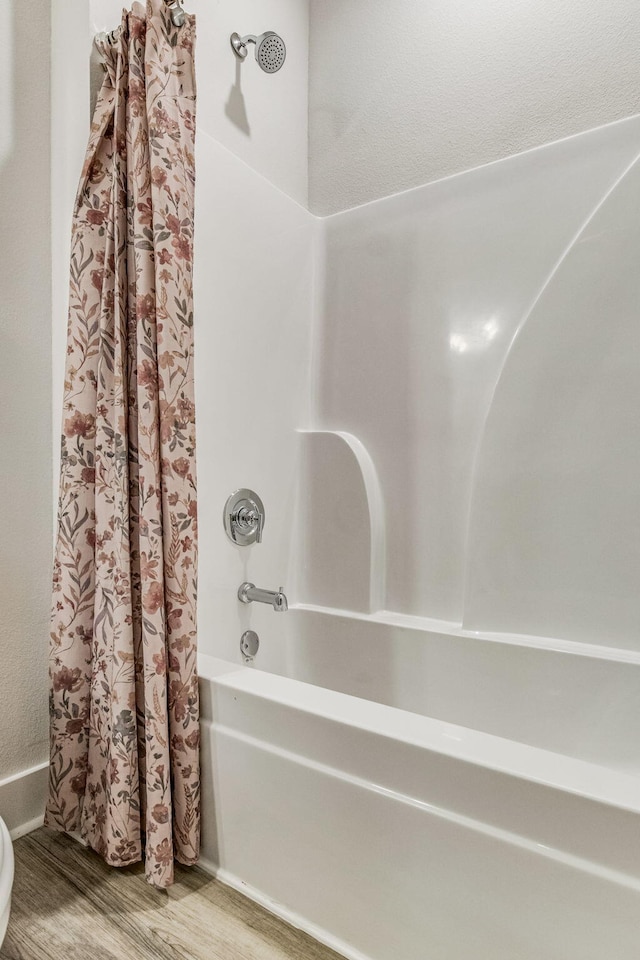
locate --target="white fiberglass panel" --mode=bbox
[194,134,316,668]
[464,146,640,648]
[315,116,640,632]
[279,609,640,773]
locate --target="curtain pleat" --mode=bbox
[46,0,199,888]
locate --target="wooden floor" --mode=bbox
[1,828,343,960]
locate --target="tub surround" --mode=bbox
[279,608,640,773]
[312,113,640,640]
[196,114,640,682]
[190,117,640,960]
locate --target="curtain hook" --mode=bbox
[167,1,186,27]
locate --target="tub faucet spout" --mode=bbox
[238,582,288,612]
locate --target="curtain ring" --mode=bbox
[167,1,186,27]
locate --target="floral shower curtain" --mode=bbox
[46,0,199,888]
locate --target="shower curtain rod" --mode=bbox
[96,0,188,44]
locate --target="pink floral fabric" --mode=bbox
[46,0,199,887]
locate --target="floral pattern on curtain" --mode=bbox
[45,0,199,888]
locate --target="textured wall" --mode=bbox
[309,0,640,214]
[0,1,52,781]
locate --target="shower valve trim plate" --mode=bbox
[223,489,265,546]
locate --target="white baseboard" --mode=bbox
[0,762,48,839]
[198,855,370,960]
[10,815,45,842]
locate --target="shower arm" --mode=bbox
[230,34,258,60]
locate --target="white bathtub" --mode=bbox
[199,609,640,960]
[0,817,14,947]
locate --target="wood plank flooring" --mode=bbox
[1,828,344,960]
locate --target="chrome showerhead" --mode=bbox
[255,32,286,72]
[230,31,287,73]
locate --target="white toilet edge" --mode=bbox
[0,817,14,946]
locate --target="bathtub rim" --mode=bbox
[198,652,640,818]
[293,602,640,664]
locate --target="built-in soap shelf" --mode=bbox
[294,430,386,614]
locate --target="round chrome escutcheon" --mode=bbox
[240,630,260,661]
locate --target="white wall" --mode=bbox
[51,3,91,501]
[90,0,308,204]
[308,0,640,214]
[0,0,51,820]
[196,0,308,206]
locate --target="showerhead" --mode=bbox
[255,32,286,72]
[230,31,287,73]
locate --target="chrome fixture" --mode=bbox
[95,0,186,50]
[167,0,186,26]
[230,32,287,73]
[238,582,288,613]
[240,630,260,662]
[94,27,120,47]
[223,489,265,546]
